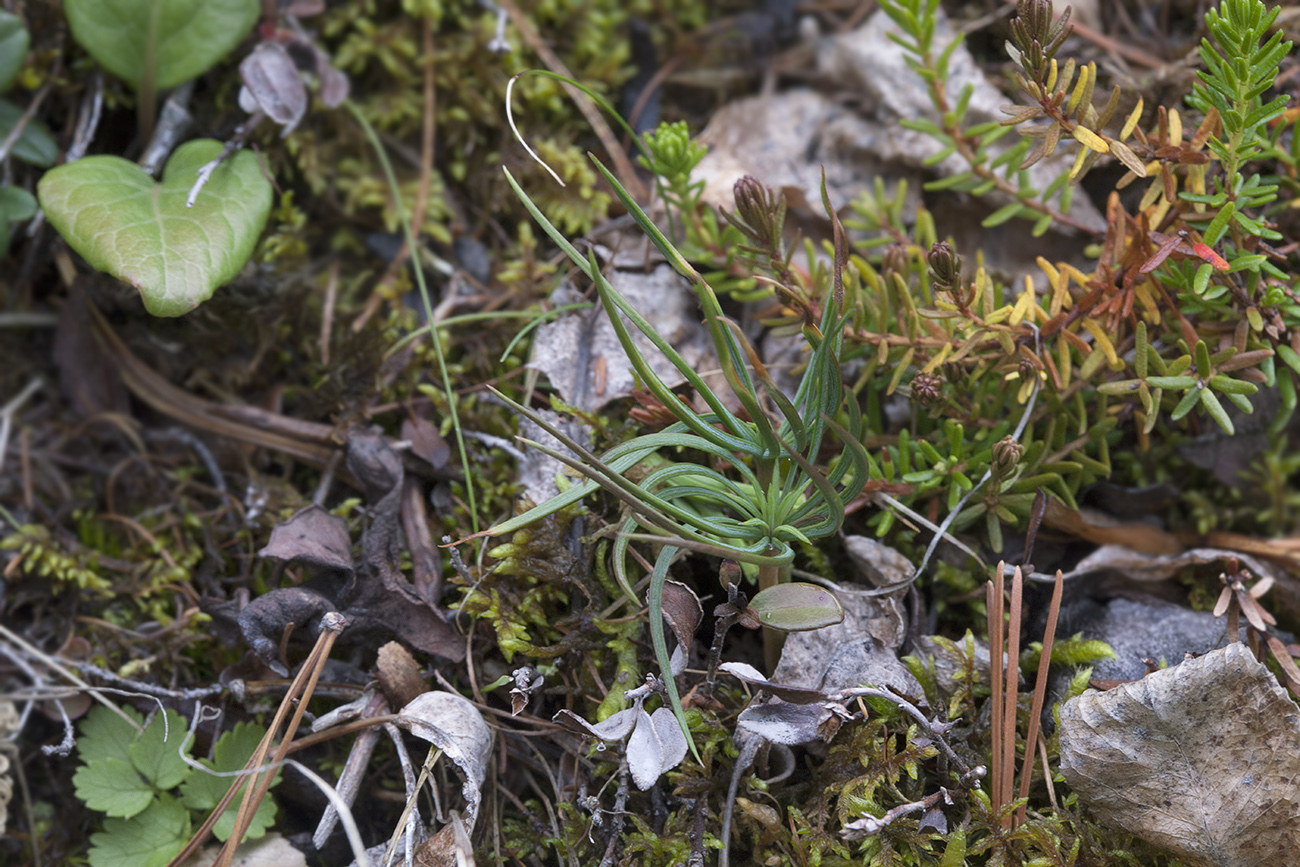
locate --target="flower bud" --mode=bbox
[927,241,962,295]
[990,436,1024,480]
[911,371,945,408]
[730,175,786,254]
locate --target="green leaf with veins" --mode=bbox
[180,721,279,841]
[37,139,273,317]
[74,757,154,818]
[129,709,191,790]
[88,793,190,867]
[64,0,258,90]
[77,705,144,765]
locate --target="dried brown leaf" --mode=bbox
[1060,644,1300,866]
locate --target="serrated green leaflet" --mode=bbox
[77,705,144,765]
[64,0,258,90]
[129,709,190,790]
[180,721,279,841]
[38,139,273,317]
[88,793,189,867]
[74,757,154,818]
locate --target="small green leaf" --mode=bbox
[0,98,56,166]
[1208,374,1258,395]
[1194,340,1213,379]
[74,757,155,818]
[1146,376,1198,389]
[88,793,189,867]
[1171,387,1202,421]
[129,709,190,790]
[180,721,279,841]
[0,185,35,221]
[64,0,258,90]
[750,583,845,632]
[1276,344,1300,376]
[38,139,273,316]
[982,201,1024,227]
[1200,387,1234,434]
[77,705,144,765]
[0,11,30,93]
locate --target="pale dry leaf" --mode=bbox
[1059,643,1300,867]
[527,267,712,412]
[626,707,688,790]
[398,692,492,830]
[552,706,640,742]
[735,697,831,745]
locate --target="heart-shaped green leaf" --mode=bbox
[0,11,30,93]
[38,139,273,316]
[65,0,259,90]
[749,582,845,632]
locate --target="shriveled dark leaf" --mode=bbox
[661,579,702,657]
[237,585,338,676]
[509,666,544,716]
[258,504,353,573]
[402,417,451,469]
[1060,644,1300,867]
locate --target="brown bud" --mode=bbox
[927,241,962,294]
[990,435,1024,480]
[911,371,945,408]
[729,175,786,255]
[882,243,910,282]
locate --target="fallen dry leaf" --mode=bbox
[1059,643,1300,867]
[398,691,492,830]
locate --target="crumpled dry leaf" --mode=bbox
[239,42,307,134]
[398,691,492,831]
[1059,644,1300,867]
[239,428,464,674]
[527,267,713,412]
[627,707,688,791]
[553,706,641,742]
[258,504,353,573]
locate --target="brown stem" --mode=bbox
[1000,566,1023,828]
[1017,568,1064,824]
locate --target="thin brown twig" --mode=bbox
[987,563,1005,819]
[1000,565,1023,826]
[1016,568,1064,824]
[219,614,346,867]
